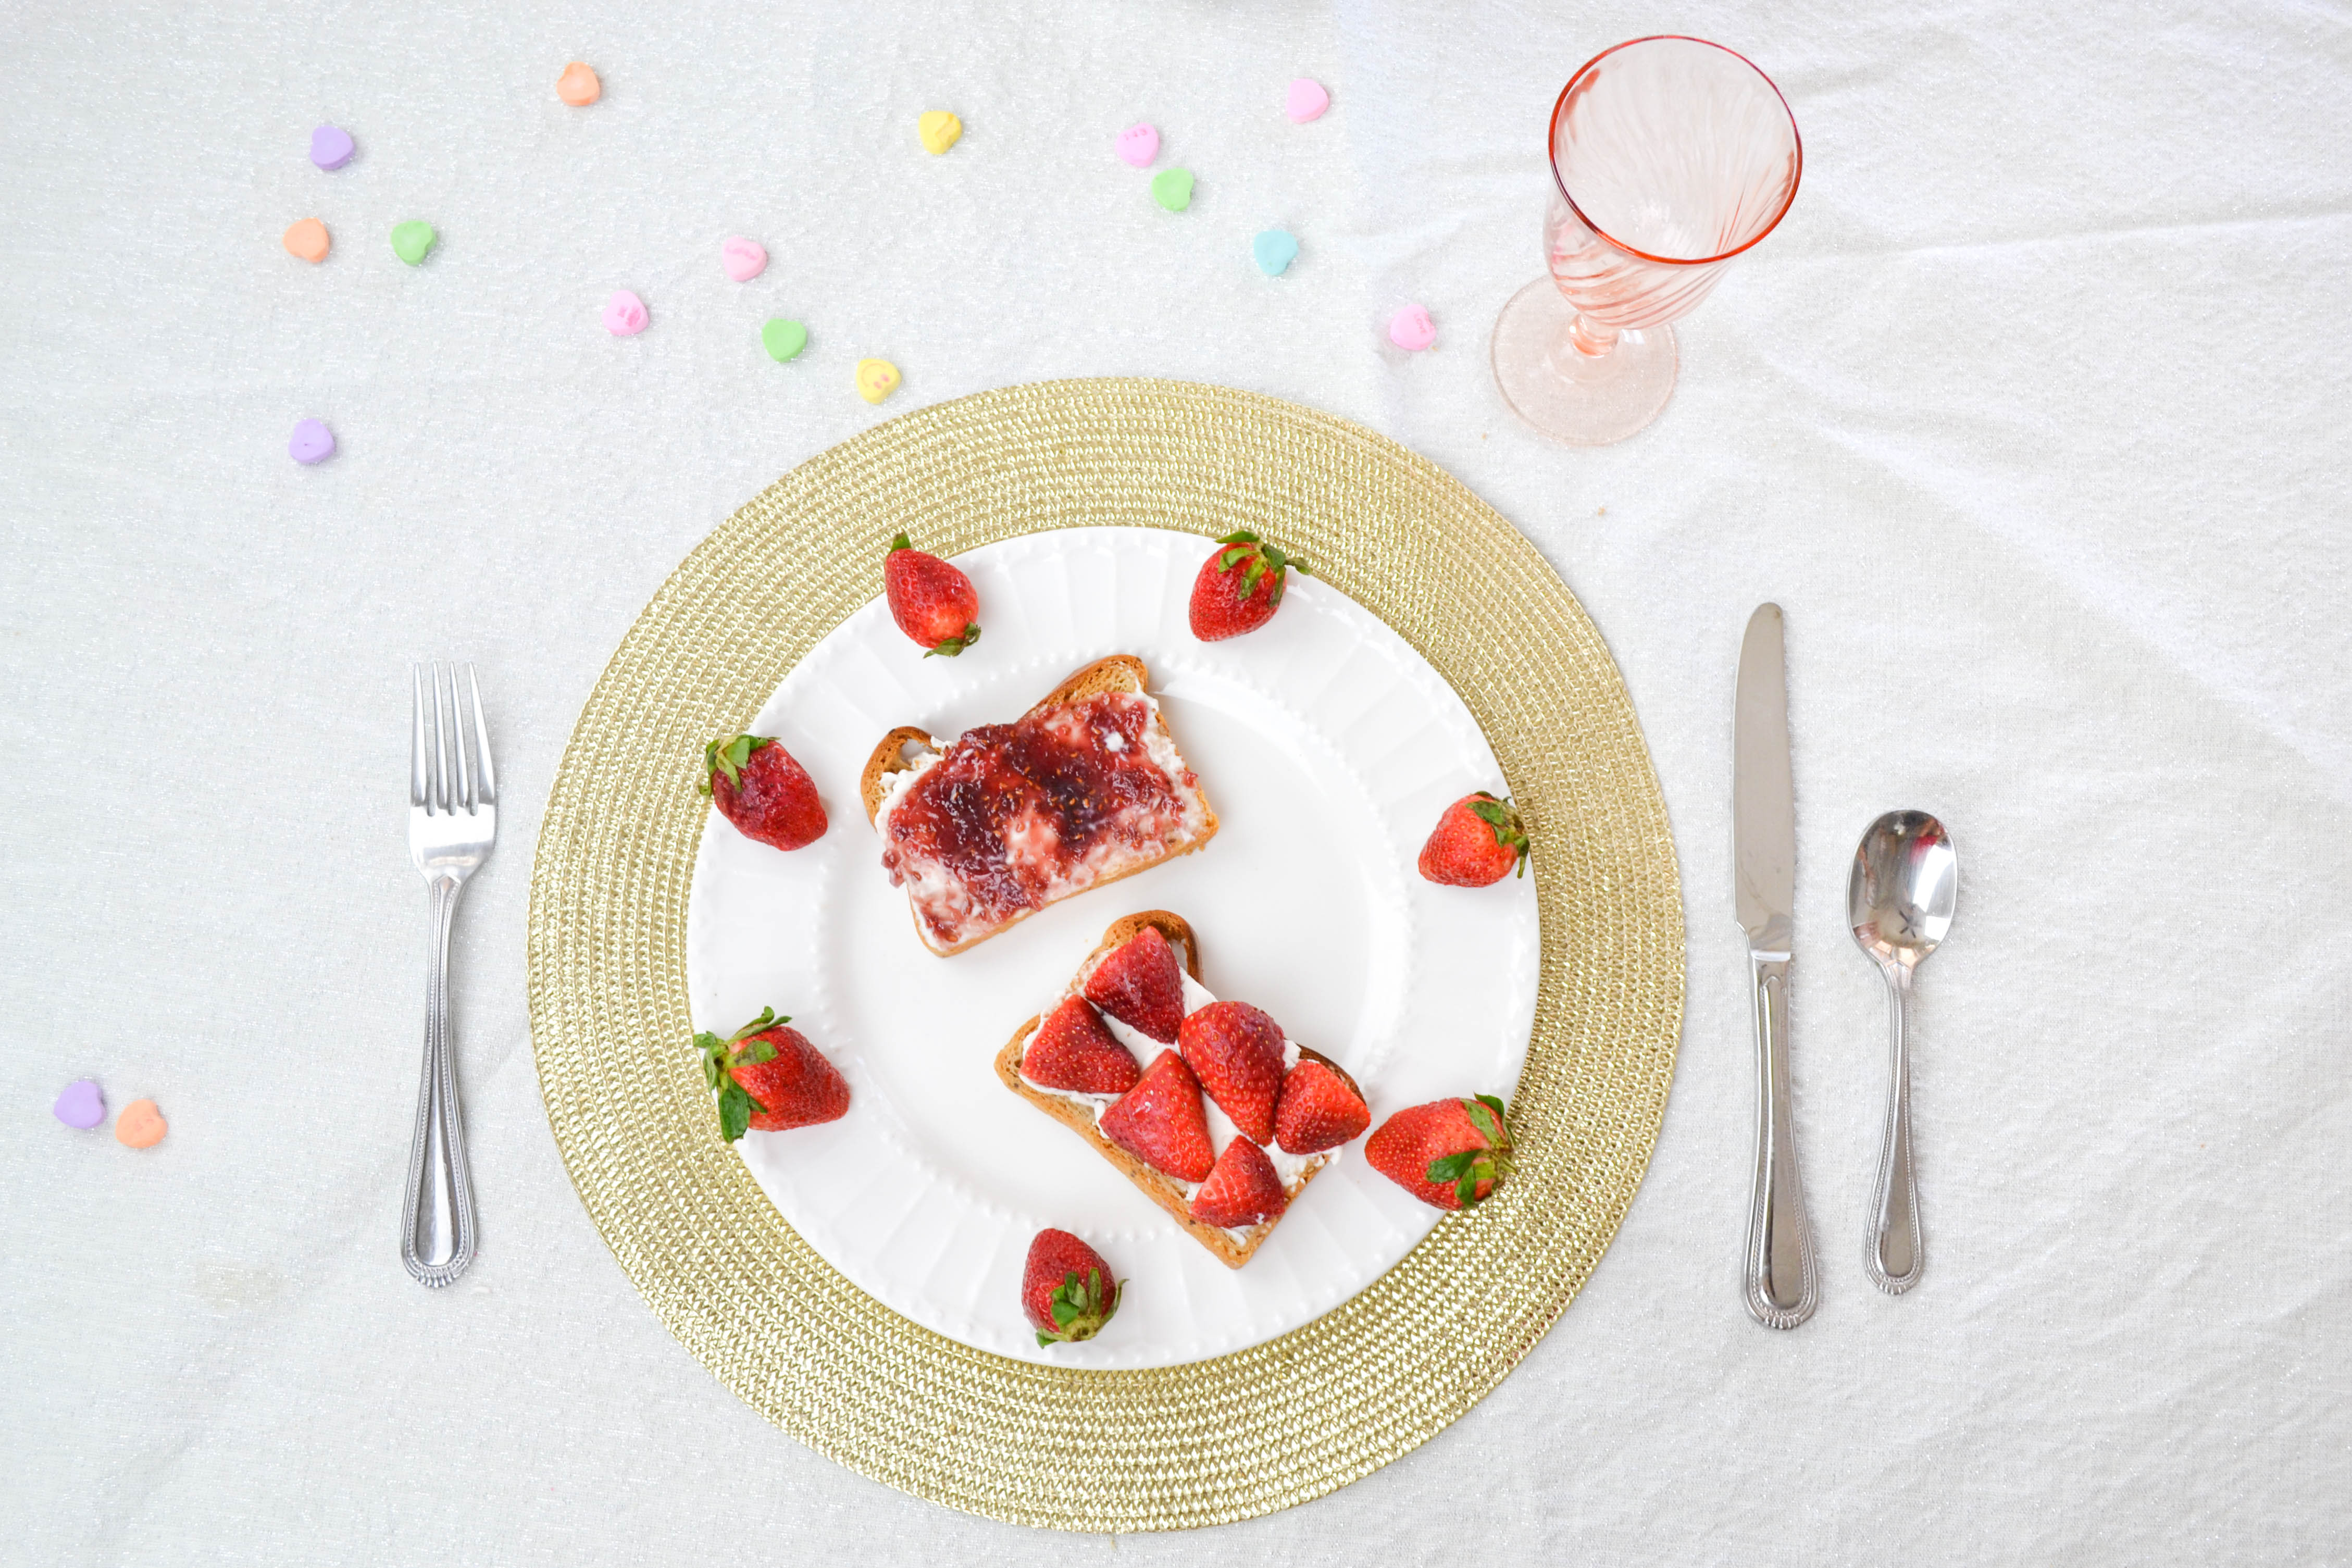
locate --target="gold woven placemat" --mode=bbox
[526,377,1684,1532]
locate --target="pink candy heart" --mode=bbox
[1116,123,1160,168]
[1287,78,1330,123]
[721,237,767,282]
[1388,304,1437,352]
[603,290,648,337]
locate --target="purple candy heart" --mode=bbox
[54,1079,104,1129]
[310,125,355,171]
[289,419,335,465]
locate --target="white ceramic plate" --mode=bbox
[686,527,1538,1367]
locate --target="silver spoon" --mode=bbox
[1848,810,1958,1295]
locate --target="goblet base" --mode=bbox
[1490,278,1678,446]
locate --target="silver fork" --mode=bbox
[404,662,495,1287]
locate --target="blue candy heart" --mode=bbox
[1252,229,1300,277]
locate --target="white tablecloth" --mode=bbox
[5,2,2348,1562]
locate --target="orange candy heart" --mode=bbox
[282,218,330,263]
[557,61,601,106]
[116,1098,167,1149]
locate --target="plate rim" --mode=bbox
[526,376,1686,1532]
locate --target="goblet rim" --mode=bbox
[1548,34,1803,269]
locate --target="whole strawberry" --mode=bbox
[1100,1049,1215,1182]
[1188,529,1310,641]
[1023,996,1141,1096]
[1190,1137,1288,1228]
[1082,926,1186,1043]
[1274,1059,1371,1155]
[883,532,981,656]
[1023,1228,1123,1348]
[1176,1001,1286,1146]
[702,735,828,851]
[1365,1095,1513,1210]
[1417,791,1529,887]
[695,1007,851,1141]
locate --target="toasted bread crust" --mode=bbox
[862,657,1221,956]
[994,911,1340,1269]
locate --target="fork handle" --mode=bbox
[403,876,478,1287]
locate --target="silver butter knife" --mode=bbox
[1734,604,1818,1328]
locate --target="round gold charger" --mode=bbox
[526,377,1684,1532]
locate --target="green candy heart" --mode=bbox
[390,220,437,265]
[1151,167,1194,212]
[760,318,808,363]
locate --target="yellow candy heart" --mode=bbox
[918,110,962,155]
[116,1097,167,1149]
[856,358,901,404]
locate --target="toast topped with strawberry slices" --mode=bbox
[994,911,1370,1269]
[862,656,1218,956]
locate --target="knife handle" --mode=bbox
[1744,956,1819,1328]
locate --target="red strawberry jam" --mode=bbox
[878,692,1206,950]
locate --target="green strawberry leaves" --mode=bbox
[695,1007,790,1142]
[925,621,982,658]
[889,532,913,553]
[1426,1095,1514,1208]
[1036,1265,1123,1348]
[1467,791,1531,877]
[1213,528,1311,607]
[701,733,773,795]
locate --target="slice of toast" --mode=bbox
[994,911,1358,1270]
[863,656,1219,957]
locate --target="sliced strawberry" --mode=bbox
[1022,1228,1122,1348]
[1190,1137,1289,1228]
[1100,1049,1214,1183]
[694,1008,850,1140]
[1176,1000,1286,1146]
[1365,1095,1513,1210]
[702,734,827,852]
[1022,997,1141,1096]
[1274,1058,1371,1155]
[1081,925,1185,1043]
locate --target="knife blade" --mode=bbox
[1734,604,1818,1328]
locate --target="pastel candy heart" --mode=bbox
[721,237,768,282]
[1252,228,1300,276]
[1116,123,1160,168]
[282,218,330,263]
[1388,303,1437,351]
[761,318,808,362]
[603,290,649,335]
[289,419,336,464]
[53,1079,104,1130]
[390,221,436,265]
[856,357,900,404]
[1286,78,1329,123]
[919,110,963,155]
[557,61,601,106]
[1151,167,1194,211]
[309,124,355,170]
[116,1098,166,1149]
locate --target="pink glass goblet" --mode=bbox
[1491,36,1801,445]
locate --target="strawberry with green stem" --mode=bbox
[695,1007,850,1142]
[1023,1228,1123,1348]
[1417,791,1529,887]
[701,733,827,852]
[1188,529,1311,641]
[1365,1094,1514,1210]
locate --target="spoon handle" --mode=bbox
[1866,966,1924,1293]
[1744,956,1818,1328]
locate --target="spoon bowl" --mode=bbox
[1848,810,1958,1296]
[1850,810,1957,970]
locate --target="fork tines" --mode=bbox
[410,662,497,816]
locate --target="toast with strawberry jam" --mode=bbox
[862,656,1218,956]
[993,911,1366,1269]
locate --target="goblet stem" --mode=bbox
[1569,315,1620,357]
